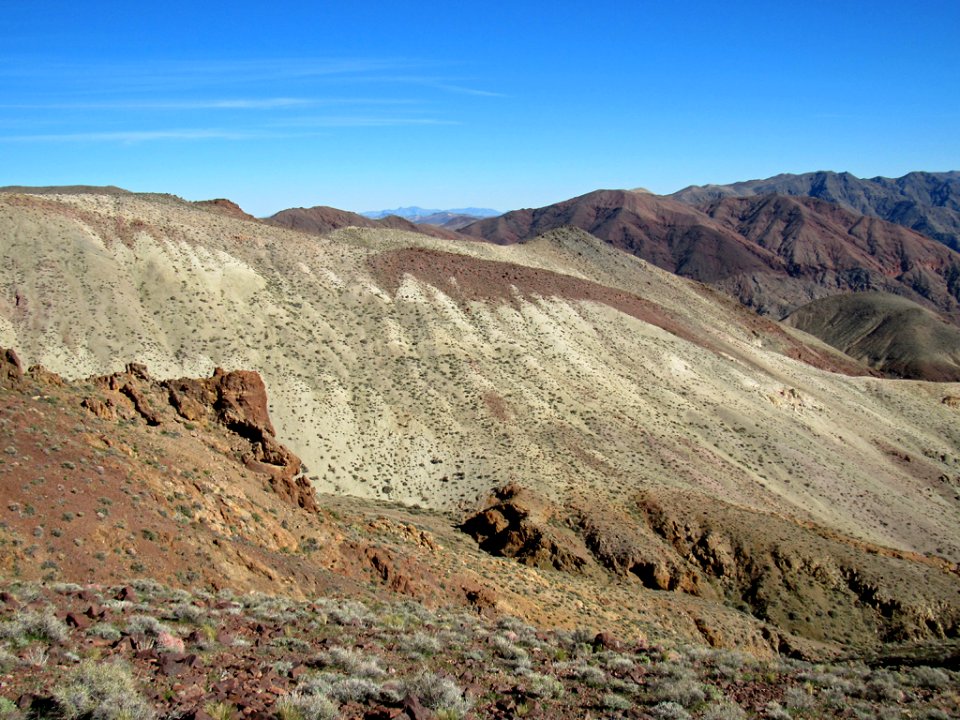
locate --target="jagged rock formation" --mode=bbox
[86,362,315,512]
[459,485,589,572]
[461,486,960,650]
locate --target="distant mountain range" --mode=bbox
[459,187,960,324]
[264,204,462,240]
[362,206,500,219]
[671,170,960,251]
[361,206,500,228]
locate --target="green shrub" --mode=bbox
[0,609,69,645]
[524,672,564,699]
[602,693,632,711]
[401,672,471,717]
[649,702,691,720]
[53,659,154,720]
[275,692,338,720]
[908,666,951,689]
[701,701,747,720]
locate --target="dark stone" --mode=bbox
[401,694,434,720]
[65,612,89,630]
[115,585,139,603]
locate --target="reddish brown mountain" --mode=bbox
[266,205,461,240]
[460,189,776,277]
[460,189,960,322]
[670,170,960,251]
[703,195,960,321]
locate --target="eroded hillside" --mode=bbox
[2,189,960,655]
[0,190,959,568]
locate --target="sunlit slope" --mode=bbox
[1,191,958,563]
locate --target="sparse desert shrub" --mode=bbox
[598,651,635,673]
[22,646,48,667]
[701,701,747,720]
[554,659,607,686]
[908,665,951,689]
[401,672,471,717]
[555,627,595,654]
[649,676,706,708]
[602,693,632,711]
[649,701,691,720]
[491,634,529,665]
[275,692,338,720]
[782,686,815,710]
[168,602,203,623]
[763,702,791,720]
[325,677,382,704]
[0,697,22,720]
[398,630,441,657]
[861,672,906,703]
[0,647,16,670]
[129,579,164,596]
[0,609,69,645]
[86,623,120,642]
[53,659,153,720]
[125,614,170,637]
[313,646,385,678]
[203,701,234,720]
[297,671,385,704]
[321,599,371,626]
[270,636,311,652]
[524,672,564,699]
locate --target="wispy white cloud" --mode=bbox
[423,82,506,98]
[271,116,459,128]
[0,58,426,93]
[0,129,271,143]
[0,97,420,110]
[0,58,504,99]
[0,114,457,142]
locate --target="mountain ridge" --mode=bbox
[670,170,960,251]
[460,188,960,323]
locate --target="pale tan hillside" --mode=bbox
[1,190,959,573]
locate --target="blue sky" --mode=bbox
[1,1,958,216]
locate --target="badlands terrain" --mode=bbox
[0,184,959,717]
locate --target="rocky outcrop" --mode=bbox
[83,362,315,513]
[459,485,589,573]
[462,482,960,650]
[0,348,22,387]
[575,506,705,594]
[165,369,314,510]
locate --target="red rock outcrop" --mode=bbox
[80,361,315,513]
[0,348,22,387]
